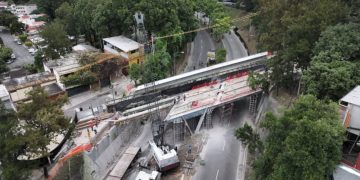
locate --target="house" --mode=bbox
[2,72,65,105]
[0,84,16,110]
[44,53,127,96]
[72,44,98,53]
[11,4,37,16]
[103,36,145,65]
[336,85,360,179]
[0,1,8,11]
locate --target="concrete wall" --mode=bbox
[83,120,141,180]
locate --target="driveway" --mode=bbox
[0,27,34,69]
[222,29,248,61]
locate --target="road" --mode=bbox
[0,27,34,69]
[184,30,215,72]
[193,99,249,180]
[223,29,248,61]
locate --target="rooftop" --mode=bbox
[72,44,98,52]
[43,83,64,96]
[103,36,141,53]
[3,72,56,92]
[45,53,81,76]
[341,86,360,107]
[0,84,9,98]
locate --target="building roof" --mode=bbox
[45,53,81,76]
[334,164,360,180]
[3,72,56,92]
[341,86,360,106]
[103,36,141,53]
[72,44,98,52]
[0,84,9,98]
[43,83,63,96]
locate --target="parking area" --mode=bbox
[0,27,34,69]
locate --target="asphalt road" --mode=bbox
[184,30,215,72]
[193,99,249,180]
[223,29,248,61]
[0,27,34,69]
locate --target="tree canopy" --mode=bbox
[0,102,29,180]
[40,21,71,60]
[254,0,348,88]
[128,40,171,84]
[235,123,262,154]
[253,95,345,180]
[17,87,70,159]
[303,23,360,100]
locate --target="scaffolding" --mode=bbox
[173,118,185,142]
[204,108,214,129]
[220,103,234,123]
[249,94,258,114]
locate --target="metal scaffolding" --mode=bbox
[173,118,185,142]
[220,103,234,123]
[249,94,258,114]
[204,108,214,129]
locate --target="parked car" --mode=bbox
[29,48,37,55]
[17,40,22,45]
[11,53,16,59]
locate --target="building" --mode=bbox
[0,84,16,110]
[72,44,98,53]
[336,85,360,179]
[44,53,127,96]
[2,72,64,105]
[18,14,46,34]
[10,4,37,16]
[0,1,8,11]
[103,36,145,65]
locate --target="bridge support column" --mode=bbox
[249,94,258,115]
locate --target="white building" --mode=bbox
[10,4,37,16]
[0,84,15,110]
[340,85,360,134]
[103,36,144,65]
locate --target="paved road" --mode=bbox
[184,30,215,72]
[0,27,34,69]
[223,29,248,61]
[193,99,249,180]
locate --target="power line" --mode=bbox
[153,13,257,40]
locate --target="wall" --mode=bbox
[83,120,142,180]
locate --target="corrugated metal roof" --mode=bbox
[341,86,360,106]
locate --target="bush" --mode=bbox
[24,41,32,48]
[215,48,226,64]
[0,47,12,61]
[18,34,28,43]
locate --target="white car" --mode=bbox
[11,53,16,59]
[17,41,22,45]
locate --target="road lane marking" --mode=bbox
[222,140,226,151]
[215,169,220,180]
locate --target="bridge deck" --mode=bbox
[165,73,261,121]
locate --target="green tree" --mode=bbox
[55,2,78,37]
[18,34,27,43]
[254,95,345,180]
[0,47,12,73]
[129,63,142,85]
[255,0,348,89]
[35,0,67,19]
[235,123,263,154]
[0,102,30,180]
[215,48,226,63]
[17,87,70,159]
[313,23,360,61]
[248,71,270,94]
[40,21,71,59]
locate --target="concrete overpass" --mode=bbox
[133,52,270,95]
